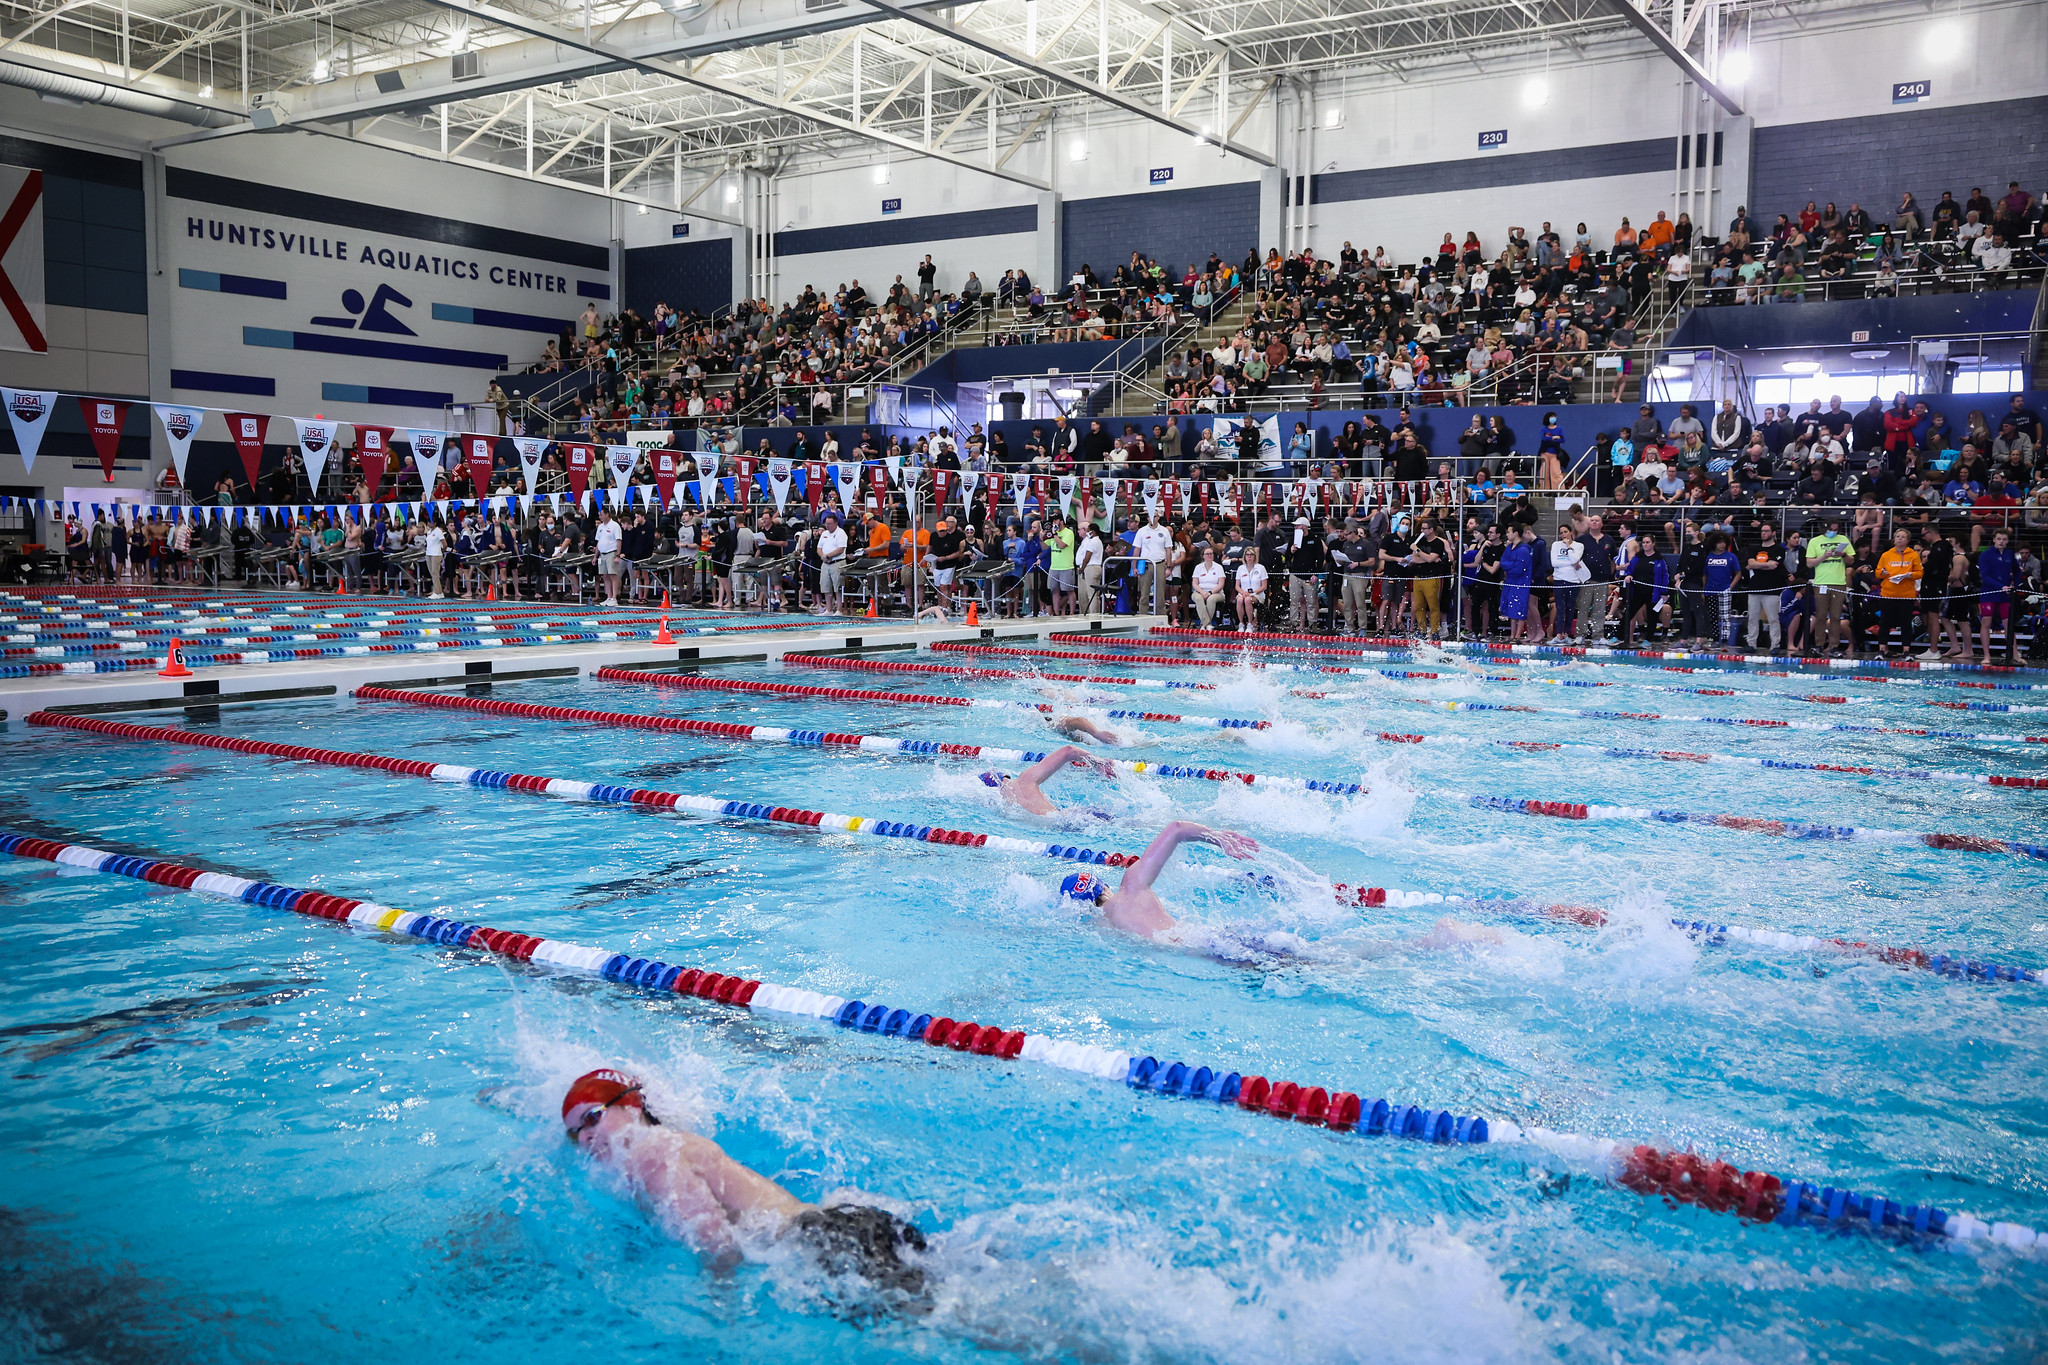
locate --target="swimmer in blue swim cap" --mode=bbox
[1057,819,1261,938]
[981,743,1117,816]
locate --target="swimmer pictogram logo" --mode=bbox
[311,281,417,335]
[0,165,46,354]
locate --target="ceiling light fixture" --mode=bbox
[1781,360,1823,374]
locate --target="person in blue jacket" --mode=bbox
[1701,530,1742,647]
[1977,528,2018,664]
[1502,524,1538,642]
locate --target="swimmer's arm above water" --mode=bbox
[1017,743,1115,788]
[1052,715,1122,745]
[1119,820,1259,897]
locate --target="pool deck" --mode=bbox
[0,600,1163,719]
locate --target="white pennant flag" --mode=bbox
[958,469,980,511]
[885,454,903,487]
[152,404,206,489]
[2,389,57,475]
[295,417,339,496]
[1057,474,1077,518]
[513,436,550,495]
[1012,474,1029,521]
[1142,478,1161,519]
[605,445,639,493]
[766,457,793,513]
[1101,477,1119,526]
[1179,482,1193,519]
[831,461,859,514]
[695,451,720,507]
[406,429,447,494]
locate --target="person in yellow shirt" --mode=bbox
[1875,527,1923,659]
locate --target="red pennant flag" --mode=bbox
[356,425,394,499]
[1029,475,1050,516]
[867,464,889,506]
[805,461,825,513]
[931,468,955,511]
[463,434,495,500]
[225,412,270,488]
[1198,480,1212,517]
[1260,482,1275,514]
[1078,475,1092,524]
[1162,479,1180,517]
[652,448,679,508]
[986,472,1004,522]
[79,397,129,482]
[562,443,594,499]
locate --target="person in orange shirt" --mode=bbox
[1613,218,1638,255]
[1875,527,1923,658]
[897,518,931,607]
[1642,211,1675,252]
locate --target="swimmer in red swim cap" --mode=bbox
[562,1068,930,1311]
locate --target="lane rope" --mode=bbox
[592,665,1270,730]
[2,826,2033,1251]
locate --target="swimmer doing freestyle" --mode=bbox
[1057,822,1501,951]
[981,743,1118,816]
[561,1068,931,1307]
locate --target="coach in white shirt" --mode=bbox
[815,510,848,615]
[1233,547,1269,633]
[1132,513,1172,616]
[1190,544,1228,627]
[594,507,624,606]
[1075,522,1106,615]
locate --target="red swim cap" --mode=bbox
[561,1068,644,1125]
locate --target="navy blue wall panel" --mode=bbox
[772,204,1036,257]
[1061,181,1259,283]
[1669,291,2038,350]
[623,238,733,318]
[0,134,146,315]
[1311,138,1679,203]
[1750,96,2048,226]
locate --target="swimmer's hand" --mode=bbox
[1204,828,1260,860]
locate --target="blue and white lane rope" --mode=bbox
[352,686,2048,861]
[26,714,2040,984]
[1401,696,2048,746]
[4,828,2039,1252]
[1149,627,2048,679]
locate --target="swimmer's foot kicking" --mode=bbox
[982,743,1117,816]
[563,1069,931,1314]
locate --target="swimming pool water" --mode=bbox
[2,649,2044,1361]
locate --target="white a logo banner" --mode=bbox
[958,469,981,510]
[605,444,639,489]
[512,437,550,494]
[695,451,720,506]
[407,430,446,494]
[1,388,56,474]
[766,457,793,513]
[1013,474,1030,520]
[152,405,205,488]
[1101,477,1119,524]
[831,461,859,512]
[294,417,338,495]
[1057,474,1077,517]
[1142,478,1161,519]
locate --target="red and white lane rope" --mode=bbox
[3,827,2035,1250]
[25,714,2039,980]
[352,686,1344,792]
[592,666,1269,730]
[779,652,1217,692]
[22,712,1144,872]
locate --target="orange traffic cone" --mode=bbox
[654,615,674,645]
[865,597,878,619]
[158,639,193,678]
[335,574,349,595]
[486,582,497,602]
[965,600,979,627]
[660,588,672,611]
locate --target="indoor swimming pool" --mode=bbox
[1,643,2044,1361]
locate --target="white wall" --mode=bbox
[1745,1,2048,127]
